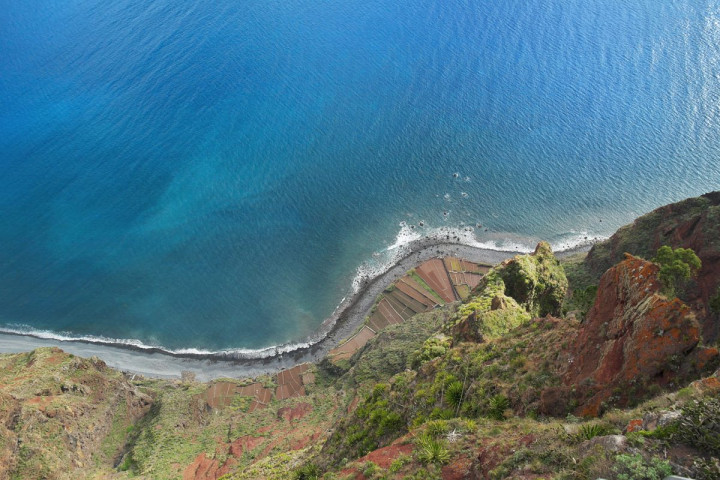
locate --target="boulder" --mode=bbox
[580,434,628,453]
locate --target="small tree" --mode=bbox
[652,246,701,297]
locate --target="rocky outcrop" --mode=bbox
[452,242,567,342]
[585,191,720,342]
[563,255,718,416]
[499,241,569,318]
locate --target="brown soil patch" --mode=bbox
[377,298,404,325]
[348,396,360,413]
[399,276,442,305]
[277,402,312,422]
[355,443,413,469]
[387,289,426,315]
[416,258,457,302]
[442,455,473,480]
[203,382,236,409]
[228,435,264,457]
[328,326,376,362]
[275,363,310,400]
[395,279,436,308]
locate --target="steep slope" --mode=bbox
[0,347,151,480]
[543,254,719,417]
[585,191,720,341]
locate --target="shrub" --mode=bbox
[693,457,720,480]
[388,454,411,473]
[362,461,380,478]
[612,453,672,480]
[710,287,720,314]
[293,463,321,480]
[565,284,598,319]
[410,335,452,368]
[652,246,701,297]
[446,381,464,409]
[425,420,449,438]
[675,397,720,454]
[416,434,451,465]
[575,423,614,441]
[488,394,510,420]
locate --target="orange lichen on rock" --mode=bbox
[564,254,716,416]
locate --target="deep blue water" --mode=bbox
[1,0,719,351]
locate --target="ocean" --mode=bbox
[1,0,719,353]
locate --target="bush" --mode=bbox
[388,454,411,473]
[488,394,510,420]
[710,287,720,314]
[362,461,380,478]
[565,284,598,319]
[293,463,321,480]
[652,245,701,297]
[675,397,720,454]
[612,453,672,480]
[693,457,720,480]
[446,381,464,409]
[410,335,452,368]
[425,420,449,438]
[575,423,615,441]
[416,434,451,465]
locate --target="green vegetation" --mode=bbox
[5,193,720,480]
[710,286,720,314]
[415,434,450,465]
[343,308,450,387]
[575,422,615,441]
[409,334,452,368]
[498,241,568,318]
[487,394,510,421]
[653,245,702,297]
[673,397,720,454]
[292,463,321,480]
[408,270,445,304]
[452,243,567,342]
[612,453,672,480]
[563,284,598,320]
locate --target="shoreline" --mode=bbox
[0,239,592,382]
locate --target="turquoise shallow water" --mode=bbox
[1,0,719,351]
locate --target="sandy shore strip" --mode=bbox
[0,240,591,381]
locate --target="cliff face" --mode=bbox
[585,191,720,342]
[4,194,720,480]
[0,348,151,480]
[563,254,718,416]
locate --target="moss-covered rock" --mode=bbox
[498,241,568,318]
[452,242,567,342]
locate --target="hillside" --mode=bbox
[1,193,720,480]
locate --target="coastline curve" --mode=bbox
[0,238,592,381]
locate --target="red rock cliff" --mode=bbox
[585,191,720,342]
[564,255,718,416]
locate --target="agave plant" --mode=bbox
[416,434,451,465]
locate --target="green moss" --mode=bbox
[452,245,565,343]
[498,242,568,318]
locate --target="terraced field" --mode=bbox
[328,256,491,363]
